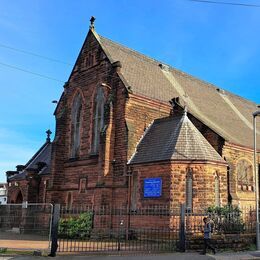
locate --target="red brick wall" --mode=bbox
[8,175,50,204]
[125,95,170,161]
[130,161,227,210]
[48,30,129,207]
[222,143,257,207]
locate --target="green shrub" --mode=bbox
[0,248,7,254]
[207,205,245,233]
[58,212,93,239]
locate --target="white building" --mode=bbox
[0,183,7,204]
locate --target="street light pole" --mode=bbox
[253,110,260,250]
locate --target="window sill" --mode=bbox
[89,152,99,158]
[68,157,80,162]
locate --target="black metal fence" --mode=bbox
[0,203,256,254]
[56,204,256,253]
[0,203,53,251]
[185,206,256,235]
[57,205,180,253]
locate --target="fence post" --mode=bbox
[49,204,60,257]
[179,203,186,252]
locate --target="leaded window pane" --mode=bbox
[92,87,105,154]
[215,175,220,207]
[186,168,193,211]
[71,94,82,158]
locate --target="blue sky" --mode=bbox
[0,0,260,182]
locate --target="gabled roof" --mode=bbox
[8,141,52,181]
[129,113,227,165]
[95,33,260,150]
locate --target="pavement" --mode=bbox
[1,251,260,260]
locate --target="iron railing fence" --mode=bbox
[58,228,178,253]
[185,206,256,235]
[0,203,53,251]
[58,205,180,252]
[57,204,256,253]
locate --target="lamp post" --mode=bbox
[253,110,260,250]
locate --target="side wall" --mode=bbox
[223,143,258,207]
[130,162,227,210]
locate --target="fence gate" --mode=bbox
[58,205,180,253]
[0,203,53,252]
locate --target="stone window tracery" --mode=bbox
[186,168,193,212]
[70,93,82,158]
[214,173,220,207]
[91,87,105,154]
[237,159,253,191]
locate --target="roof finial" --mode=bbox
[184,106,188,117]
[90,16,96,30]
[46,129,52,143]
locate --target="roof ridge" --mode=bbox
[184,115,224,160]
[25,141,51,168]
[127,120,155,164]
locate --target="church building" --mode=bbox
[6,18,260,211]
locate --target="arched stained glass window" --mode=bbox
[92,87,105,154]
[186,168,193,212]
[71,93,82,158]
[215,173,220,207]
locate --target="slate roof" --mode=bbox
[96,33,260,149]
[128,113,226,165]
[8,141,52,181]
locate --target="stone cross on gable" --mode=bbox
[46,129,52,143]
[90,16,96,30]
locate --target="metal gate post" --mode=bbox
[179,203,186,252]
[49,204,60,257]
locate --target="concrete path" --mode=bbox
[0,253,214,260]
[1,251,260,260]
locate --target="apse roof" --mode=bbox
[129,113,226,165]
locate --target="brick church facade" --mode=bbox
[6,19,260,211]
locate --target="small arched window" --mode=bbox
[71,93,82,158]
[215,173,220,207]
[186,168,193,212]
[92,87,105,154]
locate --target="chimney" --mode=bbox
[112,61,122,73]
[16,165,25,172]
[6,171,18,178]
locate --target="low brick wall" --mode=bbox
[187,233,255,251]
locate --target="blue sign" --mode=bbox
[143,178,162,198]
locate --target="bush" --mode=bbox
[0,248,7,254]
[207,205,245,233]
[58,212,93,239]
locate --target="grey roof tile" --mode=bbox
[8,142,52,181]
[98,35,260,149]
[129,114,226,165]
